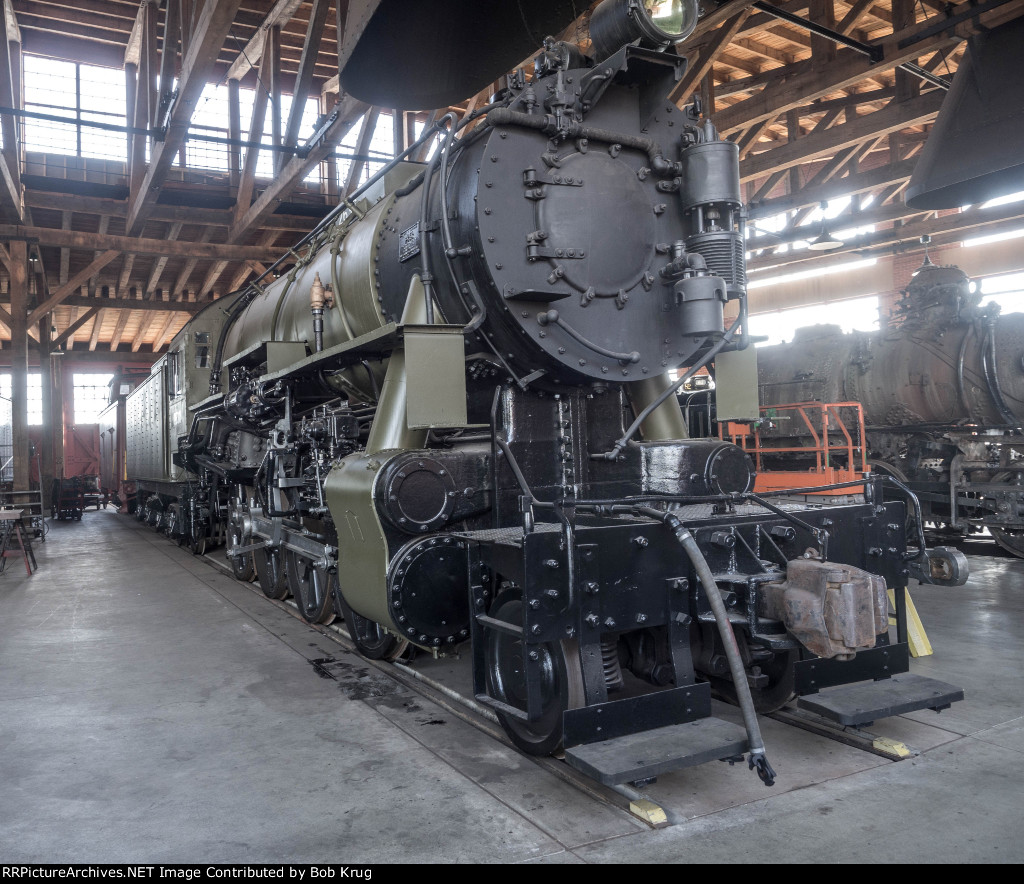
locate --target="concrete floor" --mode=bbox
[1,512,1022,863]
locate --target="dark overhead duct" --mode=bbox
[905,15,1024,210]
[339,1,587,110]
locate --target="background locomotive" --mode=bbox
[757,262,1024,556]
[122,0,965,787]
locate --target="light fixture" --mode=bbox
[807,201,844,251]
[589,0,699,60]
[913,235,936,274]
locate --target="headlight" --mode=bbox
[589,0,699,60]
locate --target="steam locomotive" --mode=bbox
[757,262,1024,557]
[125,0,966,787]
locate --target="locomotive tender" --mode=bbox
[126,0,966,787]
[757,263,1024,557]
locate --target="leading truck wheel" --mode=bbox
[484,589,584,756]
[709,648,798,714]
[254,547,289,599]
[285,551,336,625]
[333,578,410,661]
[987,472,1024,558]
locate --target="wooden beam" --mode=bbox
[108,307,133,351]
[51,307,98,348]
[230,93,366,242]
[669,9,754,106]
[228,78,241,189]
[197,258,230,300]
[3,0,20,43]
[89,214,109,296]
[117,252,135,297]
[234,29,273,227]
[0,0,22,221]
[87,307,105,351]
[131,310,158,352]
[342,107,379,196]
[123,0,147,67]
[740,90,944,182]
[54,295,198,313]
[0,301,36,341]
[158,0,182,127]
[690,0,761,42]
[9,238,27,490]
[748,159,917,219]
[0,226,284,261]
[736,114,778,161]
[170,227,212,299]
[837,0,876,36]
[225,0,303,80]
[281,0,331,167]
[269,24,282,172]
[23,191,319,232]
[151,311,180,351]
[143,0,158,128]
[143,220,183,296]
[27,250,120,324]
[809,0,837,70]
[125,0,244,235]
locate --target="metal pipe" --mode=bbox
[751,2,951,90]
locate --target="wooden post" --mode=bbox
[269,25,282,173]
[228,77,241,190]
[37,318,53,509]
[9,239,28,492]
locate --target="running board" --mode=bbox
[563,717,749,786]
[796,674,964,727]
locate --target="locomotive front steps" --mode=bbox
[795,674,964,727]
[563,717,749,786]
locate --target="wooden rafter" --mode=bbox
[343,107,380,196]
[234,27,274,227]
[143,221,184,297]
[225,0,303,80]
[52,306,100,349]
[0,226,284,261]
[740,90,944,181]
[0,0,22,221]
[670,9,754,106]
[281,0,331,166]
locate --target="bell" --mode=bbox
[340,0,587,110]
[906,16,1024,210]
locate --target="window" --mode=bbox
[749,295,880,347]
[166,351,182,397]
[0,373,44,426]
[73,373,114,424]
[979,271,1024,313]
[24,55,127,162]
[194,332,209,369]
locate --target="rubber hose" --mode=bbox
[638,506,776,786]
